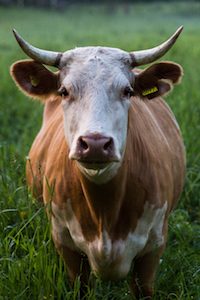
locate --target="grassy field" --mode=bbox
[0,2,200,299]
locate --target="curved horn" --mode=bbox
[12,29,62,68]
[130,26,183,66]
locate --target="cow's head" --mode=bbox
[10,28,183,183]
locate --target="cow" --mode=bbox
[10,27,185,299]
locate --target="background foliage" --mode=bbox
[0,2,200,299]
[1,0,200,8]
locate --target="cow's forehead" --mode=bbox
[60,46,132,67]
[59,47,133,86]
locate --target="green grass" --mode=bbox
[0,2,200,299]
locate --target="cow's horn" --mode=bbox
[12,29,62,68]
[130,26,183,66]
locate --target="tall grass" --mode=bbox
[0,3,200,299]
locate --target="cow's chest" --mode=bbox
[51,200,167,279]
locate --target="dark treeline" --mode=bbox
[0,0,199,8]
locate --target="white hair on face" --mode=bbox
[60,47,134,182]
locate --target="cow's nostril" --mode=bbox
[79,138,88,150]
[75,134,116,162]
[103,138,113,151]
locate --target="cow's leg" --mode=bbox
[54,242,91,298]
[130,245,165,299]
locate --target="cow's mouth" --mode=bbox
[75,159,121,182]
[77,160,112,170]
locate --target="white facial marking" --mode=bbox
[60,47,133,183]
[51,200,167,279]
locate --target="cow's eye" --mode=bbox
[123,86,134,98]
[58,87,69,97]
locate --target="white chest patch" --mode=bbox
[51,200,167,280]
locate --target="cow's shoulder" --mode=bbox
[26,97,65,201]
[126,96,185,210]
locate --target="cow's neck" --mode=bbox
[79,161,128,231]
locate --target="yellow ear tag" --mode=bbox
[142,86,158,96]
[30,75,40,87]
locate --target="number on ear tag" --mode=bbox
[142,86,158,96]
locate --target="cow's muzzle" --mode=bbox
[70,133,120,168]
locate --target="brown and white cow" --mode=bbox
[11,27,185,298]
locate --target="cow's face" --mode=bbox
[58,48,133,182]
[11,28,183,183]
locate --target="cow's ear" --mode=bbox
[133,62,183,100]
[10,60,59,101]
